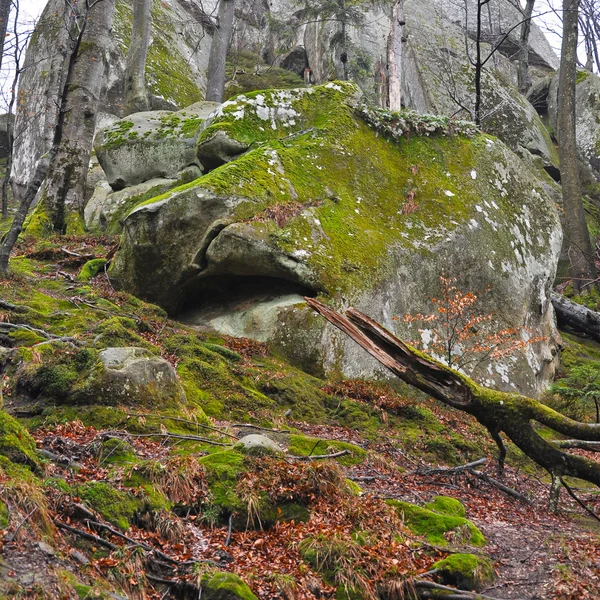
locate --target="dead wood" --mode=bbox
[293,449,351,460]
[551,292,600,342]
[305,298,600,493]
[416,458,487,475]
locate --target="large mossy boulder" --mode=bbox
[432,553,496,591]
[111,82,562,396]
[200,572,258,600]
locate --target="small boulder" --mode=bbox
[94,101,219,190]
[96,347,185,407]
[235,434,284,456]
[201,572,258,600]
[432,553,496,591]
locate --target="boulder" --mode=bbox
[0,114,14,159]
[96,347,184,407]
[236,434,284,456]
[111,82,562,397]
[94,102,218,190]
[548,69,600,184]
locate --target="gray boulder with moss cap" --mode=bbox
[110,81,562,397]
[97,347,184,406]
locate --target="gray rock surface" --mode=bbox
[97,347,184,406]
[236,434,284,455]
[548,70,600,183]
[95,102,218,190]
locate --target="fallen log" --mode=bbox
[551,292,600,342]
[305,298,600,493]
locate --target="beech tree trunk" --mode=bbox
[558,0,598,294]
[43,0,116,234]
[551,292,600,343]
[306,298,600,491]
[517,0,535,93]
[124,0,151,114]
[0,0,11,72]
[205,0,236,103]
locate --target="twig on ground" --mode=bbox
[292,450,351,461]
[100,431,230,446]
[126,413,239,440]
[560,477,600,523]
[54,519,118,550]
[415,458,487,475]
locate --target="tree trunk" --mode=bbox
[124,0,151,114]
[0,0,10,72]
[558,0,598,294]
[205,0,236,103]
[43,0,116,234]
[386,1,403,110]
[517,0,535,93]
[473,0,491,126]
[306,298,600,490]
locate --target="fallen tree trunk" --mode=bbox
[305,298,600,490]
[551,292,600,343]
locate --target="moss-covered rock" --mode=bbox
[387,500,485,547]
[432,553,496,591]
[77,481,142,530]
[112,81,562,396]
[424,496,467,518]
[201,572,258,600]
[76,258,108,282]
[0,499,9,529]
[0,410,41,471]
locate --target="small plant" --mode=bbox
[396,275,545,373]
[550,364,600,423]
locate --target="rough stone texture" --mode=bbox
[111,82,563,397]
[401,0,558,169]
[97,347,184,406]
[13,0,212,199]
[94,102,218,190]
[548,70,600,183]
[0,113,13,159]
[85,177,178,232]
[236,434,284,455]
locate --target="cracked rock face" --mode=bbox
[109,82,562,397]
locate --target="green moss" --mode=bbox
[97,437,137,465]
[387,500,485,547]
[288,434,366,466]
[8,328,45,346]
[201,572,258,600]
[0,500,9,529]
[0,411,41,470]
[424,496,467,517]
[577,70,591,84]
[432,553,496,591]
[77,481,141,530]
[199,449,246,514]
[77,258,108,282]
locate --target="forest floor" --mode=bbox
[0,235,598,599]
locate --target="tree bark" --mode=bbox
[0,0,10,72]
[551,292,600,342]
[517,0,535,93]
[124,0,151,114]
[43,0,117,234]
[205,0,236,103]
[306,298,600,490]
[558,0,598,294]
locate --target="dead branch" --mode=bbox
[100,431,230,446]
[292,449,351,461]
[126,412,239,439]
[416,458,487,475]
[413,579,503,599]
[552,439,600,451]
[551,292,600,343]
[305,298,600,492]
[53,519,119,550]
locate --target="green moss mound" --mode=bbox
[0,410,41,470]
[432,553,496,591]
[424,496,467,518]
[387,500,485,547]
[77,481,142,530]
[201,572,258,600]
[77,258,108,281]
[288,434,366,466]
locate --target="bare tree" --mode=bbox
[124,0,151,114]
[518,0,537,91]
[558,0,598,293]
[0,0,11,72]
[42,0,116,234]
[205,0,236,103]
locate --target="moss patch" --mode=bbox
[77,481,142,530]
[288,434,366,466]
[77,258,108,282]
[201,572,258,600]
[424,496,467,518]
[387,500,485,547]
[0,411,41,470]
[432,553,496,591]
